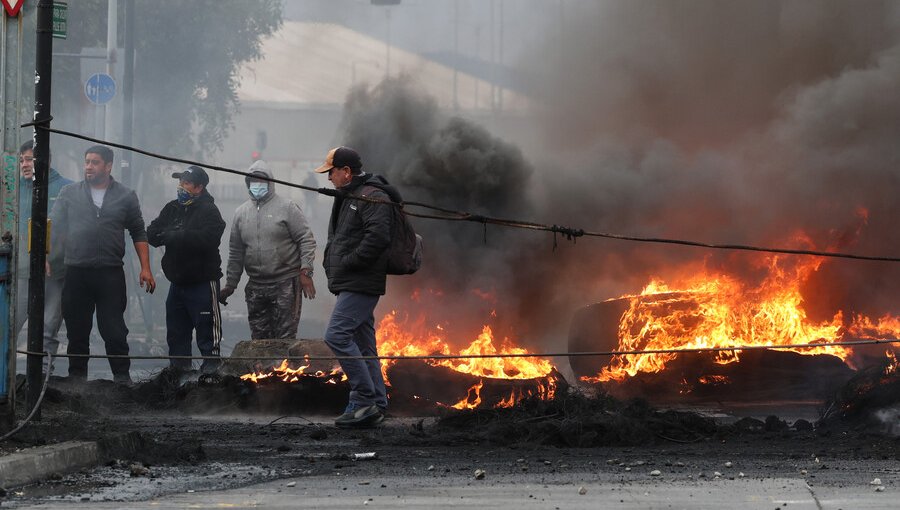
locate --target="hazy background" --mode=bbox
[12,0,900,377]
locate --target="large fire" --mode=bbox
[377,311,559,409]
[239,309,559,410]
[584,252,900,383]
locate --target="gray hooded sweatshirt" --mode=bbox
[225,161,316,287]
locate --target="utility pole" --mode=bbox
[26,0,55,417]
[453,0,459,111]
[103,0,117,142]
[497,0,503,113]
[121,0,134,187]
[385,7,391,79]
[490,0,496,114]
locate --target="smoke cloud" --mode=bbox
[337,78,538,344]
[334,1,900,350]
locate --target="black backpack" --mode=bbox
[360,184,423,275]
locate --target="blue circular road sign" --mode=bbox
[84,73,116,105]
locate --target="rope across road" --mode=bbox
[15,337,900,363]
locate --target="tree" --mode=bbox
[50,0,283,158]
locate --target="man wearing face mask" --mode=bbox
[147,166,226,373]
[220,160,316,340]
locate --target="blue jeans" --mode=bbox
[324,291,387,409]
[16,276,65,372]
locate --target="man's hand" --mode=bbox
[139,269,156,293]
[45,261,51,277]
[133,242,154,293]
[219,286,235,305]
[300,273,316,299]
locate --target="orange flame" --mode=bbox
[698,375,730,385]
[237,310,558,411]
[377,311,554,382]
[584,254,900,383]
[377,310,558,408]
[240,357,347,383]
[451,380,484,409]
[886,351,898,376]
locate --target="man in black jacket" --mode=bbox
[51,145,155,383]
[147,166,226,373]
[315,147,396,428]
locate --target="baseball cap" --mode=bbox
[172,165,210,186]
[314,146,362,173]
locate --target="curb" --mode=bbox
[0,431,144,489]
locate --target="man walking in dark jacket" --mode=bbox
[50,145,155,383]
[315,146,397,428]
[148,166,226,373]
[15,140,72,373]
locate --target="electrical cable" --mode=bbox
[0,353,53,441]
[21,122,900,263]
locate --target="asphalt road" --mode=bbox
[3,412,897,509]
[8,467,894,509]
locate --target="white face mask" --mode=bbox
[248,182,268,199]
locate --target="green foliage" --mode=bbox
[52,0,283,157]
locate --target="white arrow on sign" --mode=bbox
[1,0,24,17]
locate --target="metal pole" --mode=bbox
[385,8,391,79]
[490,0,496,114]
[121,0,134,187]
[26,0,55,417]
[103,0,117,142]
[497,0,503,112]
[453,0,459,111]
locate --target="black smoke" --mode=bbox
[334,1,900,349]
[338,78,539,345]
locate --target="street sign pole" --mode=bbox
[122,0,135,187]
[26,0,55,417]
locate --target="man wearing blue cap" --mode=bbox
[147,166,226,373]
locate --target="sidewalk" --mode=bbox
[0,432,144,488]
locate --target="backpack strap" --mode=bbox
[359,184,402,210]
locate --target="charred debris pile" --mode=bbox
[818,354,900,436]
[3,358,893,451]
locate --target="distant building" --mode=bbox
[211,20,530,206]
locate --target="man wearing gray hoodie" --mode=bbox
[220,161,316,339]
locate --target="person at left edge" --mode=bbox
[147,166,226,374]
[50,145,155,384]
[15,140,72,375]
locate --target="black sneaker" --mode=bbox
[335,404,383,428]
